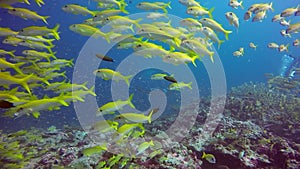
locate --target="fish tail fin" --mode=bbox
[35,0,45,7]
[134,18,142,28]
[218,40,225,49]
[165,1,172,9]
[103,32,111,43]
[286,43,290,52]
[127,94,135,109]
[57,93,69,106]
[51,51,57,60]
[8,50,16,57]
[208,7,214,19]
[202,152,206,159]
[162,6,168,13]
[173,37,181,47]
[120,3,129,14]
[187,82,193,89]
[23,0,30,5]
[52,24,60,40]
[148,109,155,123]
[269,2,274,12]
[123,75,132,86]
[129,24,135,33]
[42,16,50,25]
[88,86,96,96]
[240,1,244,9]
[191,55,198,67]
[14,62,25,74]
[19,74,34,94]
[225,30,232,40]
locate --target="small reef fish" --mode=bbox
[115,108,155,124]
[95,54,114,62]
[286,22,300,35]
[151,73,169,80]
[272,14,284,22]
[249,42,257,50]
[91,120,118,132]
[0,27,18,36]
[268,42,279,49]
[169,82,192,91]
[179,0,201,7]
[7,7,49,24]
[228,0,243,9]
[62,4,97,16]
[97,94,135,116]
[94,68,132,86]
[0,49,16,57]
[280,30,291,38]
[199,18,232,40]
[200,26,224,49]
[18,24,60,40]
[225,12,239,29]
[233,47,244,57]
[186,6,214,18]
[69,24,110,43]
[202,152,216,164]
[293,39,300,47]
[278,44,289,52]
[243,11,252,21]
[136,2,171,13]
[280,5,300,17]
[164,76,177,83]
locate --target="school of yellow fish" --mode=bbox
[0,0,299,158]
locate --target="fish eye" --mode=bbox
[229,12,233,15]
[140,29,144,31]
[64,5,68,8]
[138,3,141,6]
[189,8,193,11]
[20,29,23,32]
[100,110,102,112]
[12,9,16,11]
[137,44,142,47]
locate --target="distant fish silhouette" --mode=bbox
[0,100,15,109]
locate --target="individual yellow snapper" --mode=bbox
[94,68,133,86]
[163,51,199,67]
[97,94,135,116]
[136,2,171,13]
[117,123,144,136]
[0,72,34,94]
[169,82,192,91]
[91,120,118,132]
[7,7,49,24]
[15,35,55,45]
[18,24,60,40]
[69,24,110,43]
[137,27,181,47]
[202,152,216,164]
[146,12,168,20]
[137,140,155,155]
[62,4,97,16]
[225,12,239,29]
[278,44,289,52]
[2,37,23,46]
[233,47,244,57]
[180,18,202,27]
[252,2,274,14]
[151,73,169,80]
[5,94,69,118]
[0,27,18,36]
[22,50,56,62]
[95,0,127,10]
[115,108,155,124]
[199,18,232,40]
[182,39,214,62]
[293,39,300,47]
[186,6,214,18]
[93,9,129,21]
[0,58,25,74]
[0,49,16,57]
[18,40,54,54]
[82,145,107,156]
[105,15,142,28]
[200,27,224,49]
[0,0,44,6]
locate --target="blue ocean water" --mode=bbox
[0,0,299,130]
